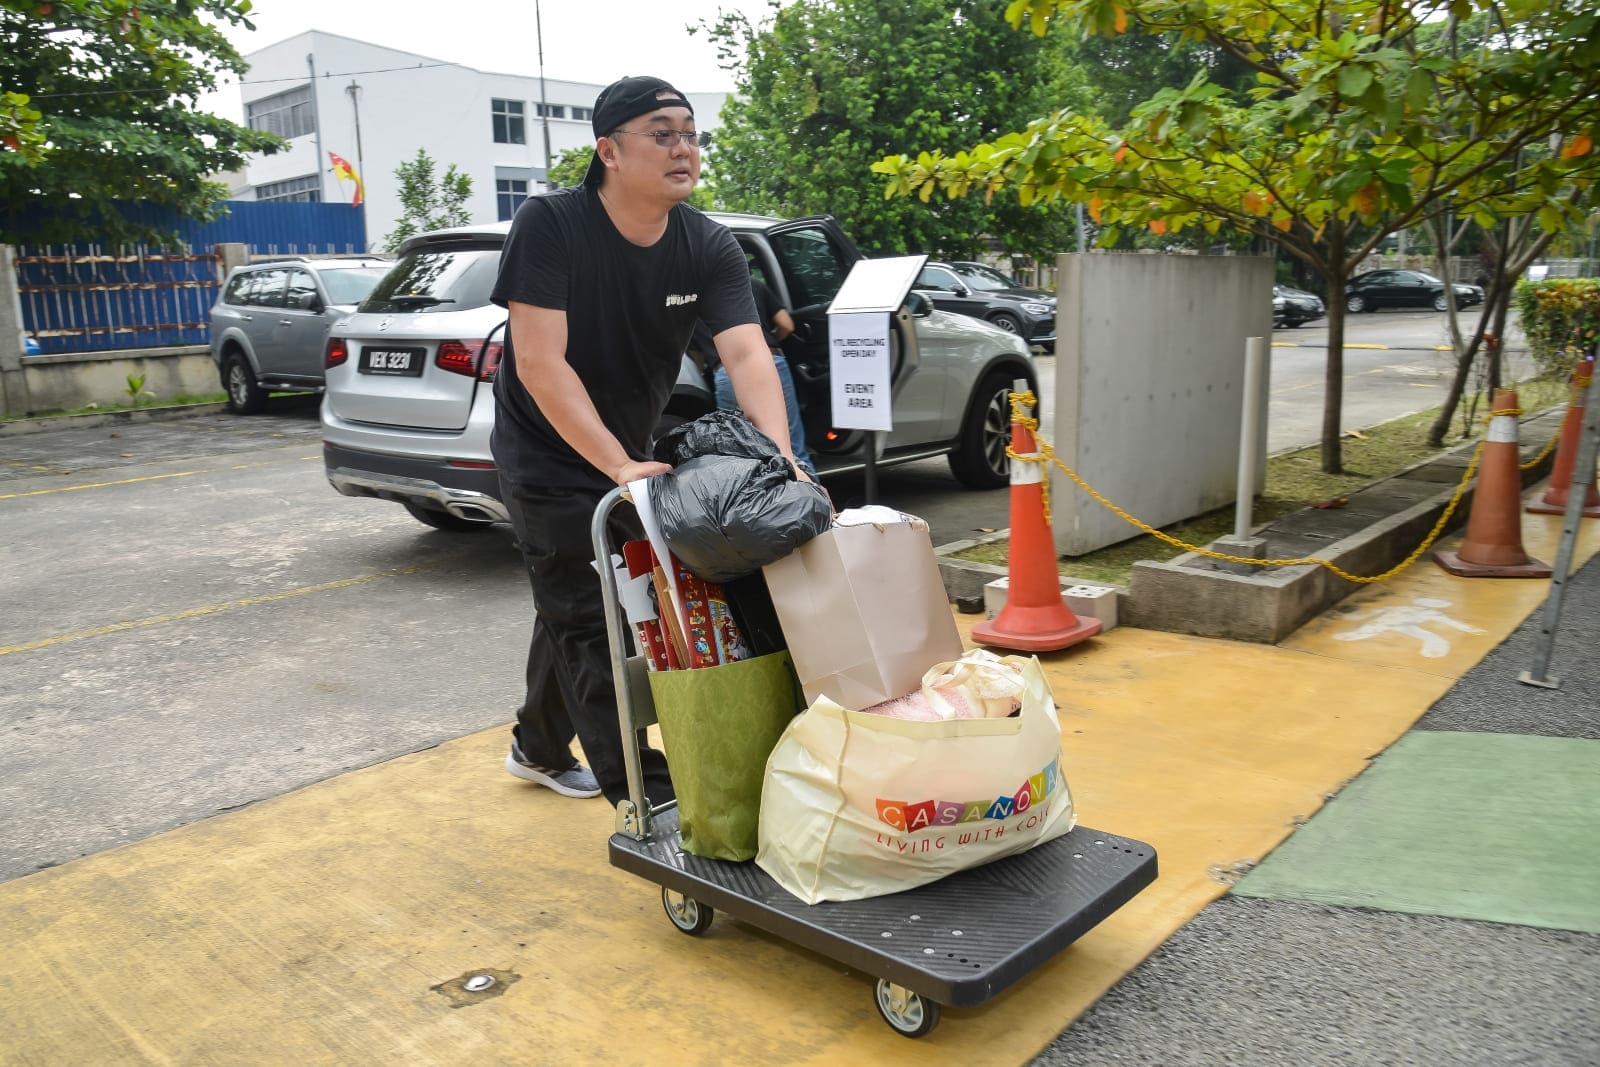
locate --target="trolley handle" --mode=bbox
[591,485,669,839]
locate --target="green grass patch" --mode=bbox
[1,392,228,424]
[953,376,1572,585]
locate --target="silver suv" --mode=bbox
[320,214,1035,531]
[210,257,390,413]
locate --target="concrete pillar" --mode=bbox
[1,245,34,418]
[215,243,249,281]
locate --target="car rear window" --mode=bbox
[360,246,501,314]
[320,267,388,306]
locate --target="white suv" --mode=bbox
[321,214,1035,531]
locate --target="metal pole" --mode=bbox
[306,54,326,202]
[1235,337,1267,539]
[346,81,367,249]
[1519,351,1600,689]
[535,0,553,186]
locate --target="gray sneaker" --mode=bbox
[505,740,602,798]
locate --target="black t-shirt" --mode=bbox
[753,278,785,349]
[490,187,758,489]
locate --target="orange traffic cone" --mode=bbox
[1434,389,1552,578]
[1526,359,1600,518]
[972,391,1102,652]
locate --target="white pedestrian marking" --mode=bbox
[1332,597,1485,659]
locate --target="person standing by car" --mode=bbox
[708,273,817,477]
[490,75,805,807]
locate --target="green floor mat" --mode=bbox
[1234,731,1600,933]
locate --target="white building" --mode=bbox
[232,31,727,250]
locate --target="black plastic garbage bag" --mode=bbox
[649,452,832,582]
[654,409,783,466]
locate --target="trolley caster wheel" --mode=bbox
[661,887,713,936]
[874,979,941,1038]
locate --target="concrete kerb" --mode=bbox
[0,401,229,438]
[939,405,1568,643]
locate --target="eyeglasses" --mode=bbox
[611,129,713,149]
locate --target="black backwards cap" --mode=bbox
[583,75,695,188]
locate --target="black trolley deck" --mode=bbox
[593,487,1158,1037]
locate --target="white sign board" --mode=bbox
[827,254,928,315]
[829,311,893,431]
[825,255,927,433]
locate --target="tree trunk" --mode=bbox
[1321,222,1347,474]
[1426,217,1562,445]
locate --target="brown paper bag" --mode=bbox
[761,513,964,710]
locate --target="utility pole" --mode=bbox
[346,81,368,248]
[536,0,553,187]
[306,54,326,201]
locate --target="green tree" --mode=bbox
[876,0,1600,472]
[1,0,283,245]
[383,149,473,252]
[705,0,1092,259]
[547,145,593,189]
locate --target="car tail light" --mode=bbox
[326,338,348,368]
[436,339,503,381]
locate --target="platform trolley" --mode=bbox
[592,486,1158,1038]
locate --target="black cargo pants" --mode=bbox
[500,477,675,807]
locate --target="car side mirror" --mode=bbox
[905,291,934,317]
[951,283,970,297]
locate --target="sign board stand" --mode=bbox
[826,255,926,503]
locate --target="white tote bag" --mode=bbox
[755,657,1076,904]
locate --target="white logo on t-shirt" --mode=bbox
[664,293,699,307]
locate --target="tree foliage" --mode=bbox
[0,0,283,245]
[547,145,593,190]
[383,149,472,252]
[876,0,1600,472]
[704,0,1092,258]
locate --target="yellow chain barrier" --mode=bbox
[1003,390,1560,586]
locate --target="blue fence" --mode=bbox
[15,201,366,354]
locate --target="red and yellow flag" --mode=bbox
[328,151,363,206]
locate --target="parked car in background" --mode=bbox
[1272,284,1326,328]
[210,256,390,413]
[914,261,1056,351]
[320,214,1035,532]
[1344,269,1483,313]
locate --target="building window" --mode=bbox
[255,174,321,203]
[535,103,566,119]
[496,167,538,218]
[247,85,316,139]
[492,98,525,144]
[496,178,529,221]
[570,107,593,121]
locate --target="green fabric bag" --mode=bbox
[647,650,806,861]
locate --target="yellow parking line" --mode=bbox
[1346,343,1388,349]
[0,562,445,657]
[0,456,321,501]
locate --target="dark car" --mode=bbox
[1344,269,1483,313]
[915,261,1056,351]
[1273,284,1325,328]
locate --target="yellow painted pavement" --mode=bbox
[1,502,1595,1065]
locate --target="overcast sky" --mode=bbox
[203,0,777,117]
